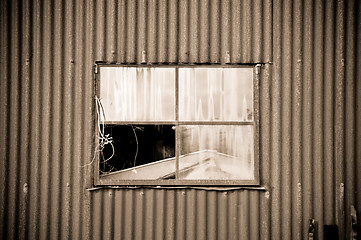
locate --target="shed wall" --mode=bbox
[0,0,360,239]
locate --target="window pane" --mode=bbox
[100,67,175,121]
[179,68,253,121]
[178,125,254,180]
[100,125,176,180]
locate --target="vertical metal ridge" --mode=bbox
[28,1,42,239]
[356,0,361,227]
[209,0,220,63]
[231,0,241,63]
[61,0,76,238]
[199,0,209,63]
[344,1,357,238]
[72,0,86,238]
[239,191,248,239]
[18,0,32,238]
[143,189,153,239]
[38,0,51,238]
[263,0,273,62]
[271,0,282,238]
[178,0,188,63]
[136,0,146,64]
[313,1,325,239]
[220,0,230,64]
[301,0,314,236]
[252,0,263,61]
[82,1,95,238]
[49,0,59,238]
[50,0,62,239]
[189,0,199,64]
[259,64,271,240]
[0,0,10,239]
[95,0,105,61]
[7,0,20,239]
[206,191,217,240]
[168,0,178,63]
[281,0,292,239]
[291,1,304,239]
[106,0,118,63]
[227,191,238,240]
[249,191,260,240]
[323,0,336,226]
[334,0,346,238]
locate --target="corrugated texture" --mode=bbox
[0,0,360,239]
[95,0,273,64]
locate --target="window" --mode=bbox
[94,65,259,186]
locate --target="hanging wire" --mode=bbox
[81,96,115,168]
[131,125,139,169]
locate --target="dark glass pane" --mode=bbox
[100,125,176,179]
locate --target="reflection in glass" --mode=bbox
[100,67,175,121]
[179,68,253,121]
[178,125,254,180]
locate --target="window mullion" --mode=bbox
[175,67,179,179]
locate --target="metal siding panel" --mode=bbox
[175,190,186,240]
[0,0,10,238]
[271,0,283,239]
[168,0,178,63]
[117,0,127,64]
[313,0,325,238]
[323,0,336,226]
[157,0,168,63]
[301,0,315,238]
[206,191,217,240]
[291,1,304,239]
[356,0,361,235]
[28,1,42,239]
[189,0,200,63]
[280,1,292,239]
[259,64,272,240]
[209,0,220,63]
[199,0,210,63]
[72,1,86,238]
[2,1,361,239]
[344,2,357,240]
[220,0,231,64]
[231,0,241,63]
[18,0,32,238]
[136,0,146,64]
[335,1,346,239]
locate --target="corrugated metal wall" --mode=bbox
[0,0,360,239]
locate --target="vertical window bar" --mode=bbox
[253,64,260,182]
[175,67,179,179]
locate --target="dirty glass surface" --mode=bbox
[179,68,253,121]
[97,66,255,182]
[100,67,175,121]
[178,125,254,180]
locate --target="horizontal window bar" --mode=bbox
[102,121,176,125]
[102,121,254,125]
[178,121,254,125]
